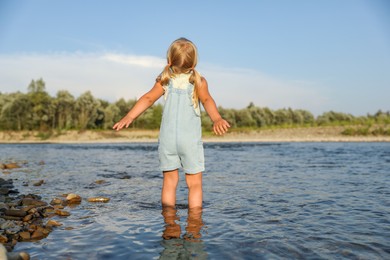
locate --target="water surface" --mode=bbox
[1,142,389,259]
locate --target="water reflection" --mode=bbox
[160,207,207,259]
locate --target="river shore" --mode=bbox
[0,127,389,143]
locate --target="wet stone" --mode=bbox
[18,232,30,241]
[0,188,10,195]
[55,210,70,217]
[1,216,23,221]
[87,197,110,203]
[5,210,27,217]
[3,163,21,170]
[46,219,62,227]
[0,234,8,243]
[20,198,47,207]
[66,193,82,204]
[50,198,64,205]
[23,214,33,222]
[32,180,45,186]
[31,230,45,240]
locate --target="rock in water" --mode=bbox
[4,163,21,169]
[32,180,45,186]
[87,197,110,203]
[66,193,82,204]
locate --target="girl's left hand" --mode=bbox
[213,118,230,135]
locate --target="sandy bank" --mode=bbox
[1,127,389,143]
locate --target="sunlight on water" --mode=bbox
[0,142,389,259]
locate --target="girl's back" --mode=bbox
[159,72,204,174]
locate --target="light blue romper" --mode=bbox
[158,73,205,174]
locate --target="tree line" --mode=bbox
[0,78,389,132]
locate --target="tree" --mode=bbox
[74,91,100,130]
[103,104,120,129]
[28,78,53,130]
[0,92,33,130]
[54,90,75,129]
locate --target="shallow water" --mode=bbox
[1,142,389,259]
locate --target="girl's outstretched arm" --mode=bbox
[113,82,164,131]
[198,78,230,135]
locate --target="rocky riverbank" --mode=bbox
[0,161,110,259]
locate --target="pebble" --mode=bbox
[50,198,64,205]
[20,198,47,207]
[55,209,70,217]
[0,177,66,253]
[66,193,82,204]
[95,180,107,184]
[46,220,62,227]
[32,180,45,186]
[18,232,30,241]
[5,210,27,218]
[31,230,45,240]
[87,197,110,203]
[3,163,21,169]
[0,164,111,257]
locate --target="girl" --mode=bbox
[113,38,230,209]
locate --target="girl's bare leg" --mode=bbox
[186,172,203,209]
[161,169,179,207]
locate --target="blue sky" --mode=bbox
[0,0,389,116]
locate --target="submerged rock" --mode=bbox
[32,180,45,187]
[3,163,21,170]
[0,179,62,252]
[55,209,70,217]
[87,197,110,203]
[66,193,82,204]
[46,220,62,227]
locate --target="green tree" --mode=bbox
[54,90,75,129]
[28,79,53,130]
[74,91,100,130]
[0,92,33,130]
[103,103,120,129]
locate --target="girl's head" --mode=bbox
[166,37,198,74]
[158,38,202,106]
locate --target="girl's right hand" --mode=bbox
[112,115,134,131]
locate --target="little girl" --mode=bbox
[113,38,230,209]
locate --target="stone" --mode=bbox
[20,198,47,207]
[23,214,33,222]
[46,219,62,227]
[87,197,110,203]
[66,193,82,204]
[32,180,45,186]
[0,234,8,243]
[5,209,27,217]
[21,205,36,212]
[6,251,31,260]
[1,216,22,221]
[55,209,70,216]
[50,198,64,205]
[19,232,31,241]
[4,163,20,169]
[0,188,10,195]
[31,230,45,240]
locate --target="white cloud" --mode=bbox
[0,52,328,115]
[102,53,165,68]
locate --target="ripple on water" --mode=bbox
[1,142,389,259]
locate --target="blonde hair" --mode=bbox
[158,38,202,107]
